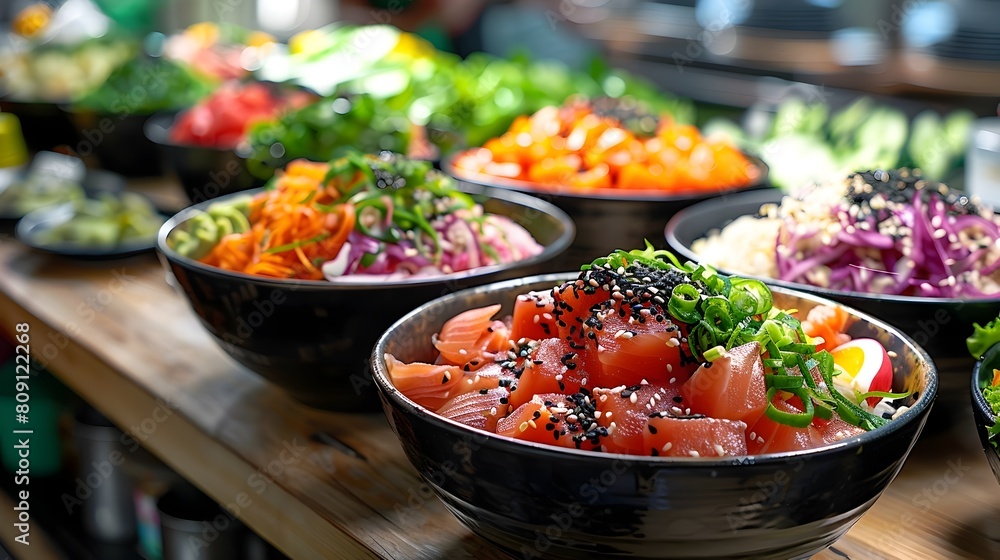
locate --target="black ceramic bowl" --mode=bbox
[371,275,936,559]
[445,155,768,270]
[144,113,264,205]
[65,108,165,177]
[971,343,1000,484]
[665,189,1000,410]
[158,185,575,411]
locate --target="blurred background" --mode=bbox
[3,0,999,196]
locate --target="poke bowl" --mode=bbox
[971,341,1000,485]
[665,172,1000,413]
[371,253,937,559]
[445,98,769,269]
[158,153,574,410]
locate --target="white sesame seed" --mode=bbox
[490,407,497,416]
[534,314,540,324]
[662,442,673,452]
[689,450,700,457]
[629,393,638,404]
[714,444,726,457]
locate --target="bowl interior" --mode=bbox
[157,184,575,410]
[972,344,1000,484]
[664,189,1000,364]
[159,182,575,287]
[373,274,936,463]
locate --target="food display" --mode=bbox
[706,97,975,189]
[0,172,85,216]
[691,169,1000,297]
[970,317,1000,442]
[244,94,421,178]
[0,37,135,101]
[3,11,990,559]
[452,98,758,193]
[169,152,543,280]
[72,56,214,114]
[385,245,907,456]
[27,192,164,249]
[163,22,277,81]
[258,25,693,155]
[168,82,314,148]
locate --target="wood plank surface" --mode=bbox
[0,233,998,559]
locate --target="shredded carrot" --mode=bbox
[199,159,353,279]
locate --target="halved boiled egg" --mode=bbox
[830,338,893,407]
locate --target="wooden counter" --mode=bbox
[1,225,999,559]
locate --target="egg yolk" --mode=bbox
[832,346,865,377]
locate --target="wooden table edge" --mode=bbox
[0,290,380,560]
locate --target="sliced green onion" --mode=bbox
[793,354,819,391]
[264,232,330,254]
[767,375,805,390]
[703,345,727,362]
[764,387,814,428]
[668,284,702,324]
[764,374,802,391]
[360,251,380,268]
[855,390,911,402]
[812,400,834,420]
[781,343,818,354]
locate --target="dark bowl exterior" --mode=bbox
[66,109,164,177]
[144,113,263,205]
[158,186,574,411]
[971,344,1000,485]
[371,275,937,559]
[0,98,79,152]
[444,157,770,271]
[665,189,1000,415]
